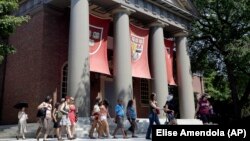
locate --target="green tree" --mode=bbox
[0,0,29,63]
[204,71,231,101]
[189,0,250,119]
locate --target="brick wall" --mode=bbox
[192,75,204,95]
[1,6,69,124]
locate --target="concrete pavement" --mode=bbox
[0,134,149,141]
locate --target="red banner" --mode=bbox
[165,38,176,85]
[89,14,110,75]
[130,24,151,79]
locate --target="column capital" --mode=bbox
[112,5,135,15]
[174,30,189,37]
[148,19,169,28]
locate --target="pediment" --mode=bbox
[164,0,197,15]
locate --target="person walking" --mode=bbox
[16,107,28,140]
[68,97,77,138]
[59,96,74,140]
[89,97,101,139]
[126,99,138,138]
[195,94,213,124]
[99,100,110,138]
[52,102,62,140]
[146,93,161,139]
[36,96,53,141]
[163,94,176,125]
[112,99,128,139]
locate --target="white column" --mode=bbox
[175,32,195,119]
[112,7,134,108]
[68,0,90,117]
[149,22,169,118]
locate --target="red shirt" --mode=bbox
[198,99,210,114]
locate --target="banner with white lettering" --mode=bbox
[130,24,151,79]
[164,38,176,85]
[89,14,110,75]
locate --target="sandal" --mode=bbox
[132,135,138,138]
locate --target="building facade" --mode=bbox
[0,0,198,124]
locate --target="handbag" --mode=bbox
[36,108,46,118]
[56,111,63,119]
[156,109,160,114]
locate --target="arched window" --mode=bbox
[61,63,68,98]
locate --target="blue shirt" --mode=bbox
[115,104,124,117]
[127,106,137,119]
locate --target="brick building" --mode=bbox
[0,0,199,124]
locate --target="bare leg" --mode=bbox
[112,127,119,138]
[22,133,25,139]
[89,119,98,138]
[55,128,61,139]
[35,126,41,138]
[121,128,127,138]
[43,119,48,140]
[70,122,76,137]
[97,121,103,138]
[66,125,73,138]
[106,120,110,137]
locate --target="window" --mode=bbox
[61,63,68,98]
[140,78,151,105]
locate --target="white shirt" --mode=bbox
[93,104,100,113]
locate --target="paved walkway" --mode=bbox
[0,135,150,141]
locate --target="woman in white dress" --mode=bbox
[16,107,28,140]
[59,96,74,140]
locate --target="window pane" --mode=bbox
[140,79,150,106]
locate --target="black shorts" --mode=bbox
[53,120,61,128]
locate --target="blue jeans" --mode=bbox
[146,112,160,138]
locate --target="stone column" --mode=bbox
[112,7,134,108]
[67,0,90,117]
[149,22,169,118]
[175,32,195,119]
